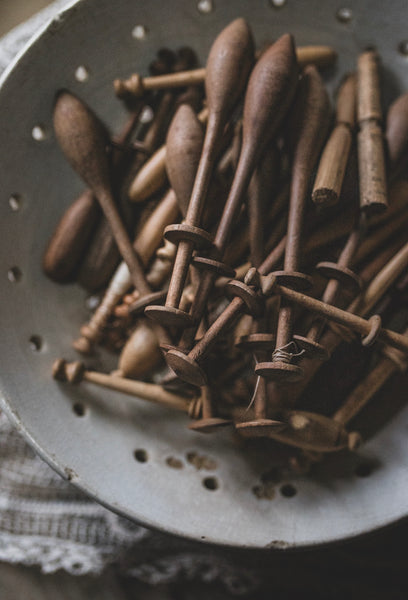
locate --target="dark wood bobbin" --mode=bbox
[192,256,236,279]
[316,261,362,296]
[235,333,286,435]
[52,358,85,384]
[225,280,264,317]
[165,348,208,387]
[163,223,214,248]
[189,416,232,433]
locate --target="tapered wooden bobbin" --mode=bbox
[53,91,150,295]
[172,34,300,353]
[188,386,232,433]
[146,19,254,329]
[312,73,356,207]
[262,65,331,383]
[357,50,388,213]
[234,333,286,436]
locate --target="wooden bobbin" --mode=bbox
[270,270,313,291]
[163,223,214,248]
[145,305,194,329]
[255,360,304,383]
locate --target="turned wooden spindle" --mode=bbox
[385,91,408,178]
[146,18,255,329]
[114,45,337,99]
[357,50,388,213]
[312,73,356,207]
[53,359,197,414]
[45,103,145,285]
[259,65,331,384]
[164,33,300,380]
[73,188,179,354]
[53,91,151,294]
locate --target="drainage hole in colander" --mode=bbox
[75,65,90,82]
[132,25,148,40]
[134,449,148,463]
[202,476,218,491]
[72,403,86,417]
[336,7,352,23]
[31,125,47,141]
[29,335,43,352]
[398,41,408,56]
[8,194,22,211]
[280,483,297,498]
[8,267,22,283]
[197,0,214,15]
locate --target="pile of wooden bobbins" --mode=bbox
[47,18,408,472]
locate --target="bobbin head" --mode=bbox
[114,73,144,98]
[235,418,287,437]
[145,305,194,329]
[52,359,85,384]
[255,361,304,383]
[189,417,232,433]
[293,335,330,361]
[166,349,208,387]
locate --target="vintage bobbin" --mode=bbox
[248,270,408,356]
[235,333,286,437]
[146,19,254,329]
[172,34,300,354]
[261,65,331,383]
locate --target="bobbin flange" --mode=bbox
[293,335,330,361]
[165,348,208,387]
[235,333,276,352]
[225,280,264,317]
[192,256,236,278]
[316,261,362,295]
[189,417,232,433]
[271,270,314,291]
[235,418,287,437]
[361,314,382,347]
[164,223,214,249]
[255,361,304,382]
[145,304,194,328]
[129,290,167,314]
